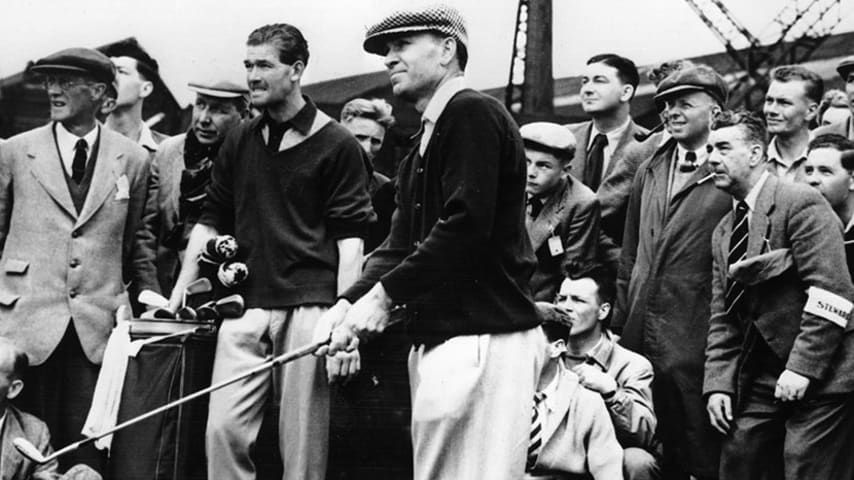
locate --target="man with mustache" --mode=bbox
[763,65,823,182]
[167,24,374,480]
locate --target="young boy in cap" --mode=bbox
[520,121,600,301]
[319,4,544,480]
[143,77,249,294]
[524,314,623,480]
[615,63,731,480]
[0,47,154,473]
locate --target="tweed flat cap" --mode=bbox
[30,48,116,84]
[837,56,854,79]
[520,122,576,155]
[188,79,249,99]
[364,4,468,55]
[654,64,728,106]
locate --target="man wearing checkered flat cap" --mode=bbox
[318,4,545,479]
[0,47,155,474]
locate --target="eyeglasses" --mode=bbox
[41,75,90,91]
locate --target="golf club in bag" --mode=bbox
[13,338,330,464]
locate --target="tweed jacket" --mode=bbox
[704,175,854,398]
[0,123,153,364]
[1,405,59,480]
[526,175,599,302]
[566,119,651,245]
[526,367,624,480]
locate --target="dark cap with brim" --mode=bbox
[363,4,468,56]
[29,47,116,87]
[837,56,854,80]
[654,64,728,106]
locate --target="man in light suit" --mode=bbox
[521,122,600,301]
[704,111,854,479]
[0,48,154,474]
[567,54,651,247]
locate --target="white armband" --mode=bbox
[803,286,853,328]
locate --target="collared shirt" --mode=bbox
[734,170,770,227]
[668,143,709,199]
[259,100,314,151]
[138,123,159,152]
[766,136,808,183]
[587,117,630,178]
[420,75,466,156]
[539,361,565,430]
[54,122,99,176]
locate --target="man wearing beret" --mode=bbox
[705,111,854,479]
[100,39,169,152]
[814,56,854,140]
[614,63,731,480]
[520,121,600,302]
[168,24,373,480]
[0,47,155,473]
[763,65,823,182]
[318,4,544,479]
[143,78,248,295]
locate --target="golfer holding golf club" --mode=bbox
[316,5,545,480]
[167,23,373,480]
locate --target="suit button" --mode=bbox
[414,203,422,210]
[71,230,80,238]
[416,168,424,174]
[69,259,79,268]
[69,289,78,298]
[413,241,421,247]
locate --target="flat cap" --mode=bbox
[29,47,116,86]
[535,301,571,326]
[520,122,576,155]
[837,56,854,79]
[364,4,468,56]
[188,79,249,99]
[654,64,728,106]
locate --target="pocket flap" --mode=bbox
[4,260,29,275]
[729,248,793,286]
[0,291,20,307]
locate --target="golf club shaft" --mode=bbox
[54,338,330,457]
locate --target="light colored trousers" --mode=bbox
[206,306,329,480]
[409,327,546,480]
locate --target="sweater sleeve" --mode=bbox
[322,136,375,240]
[379,97,510,304]
[197,127,237,233]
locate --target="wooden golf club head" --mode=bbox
[153,308,176,319]
[216,294,245,318]
[138,289,169,309]
[13,437,48,463]
[196,301,221,322]
[176,306,197,320]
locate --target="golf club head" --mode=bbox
[186,277,213,296]
[153,308,176,319]
[13,437,47,463]
[196,302,221,322]
[138,289,169,308]
[216,294,245,318]
[176,306,198,320]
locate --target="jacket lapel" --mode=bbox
[527,179,570,251]
[76,130,123,228]
[26,124,77,219]
[602,120,638,177]
[746,175,778,258]
[168,143,185,230]
[541,369,576,444]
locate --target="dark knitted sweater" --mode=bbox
[199,99,374,308]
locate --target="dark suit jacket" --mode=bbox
[705,175,854,398]
[0,124,155,364]
[526,175,599,302]
[344,89,539,345]
[566,119,651,245]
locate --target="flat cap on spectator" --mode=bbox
[363,4,468,56]
[837,56,854,80]
[520,122,576,156]
[535,301,571,326]
[29,47,116,87]
[654,64,728,106]
[188,79,249,99]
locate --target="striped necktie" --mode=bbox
[725,201,749,313]
[526,391,547,472]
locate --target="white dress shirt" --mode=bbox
[587,118,630,178]
[419,75,466,156]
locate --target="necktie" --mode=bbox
[584,134,608,191]
[725,201,749,313]
[528,197,544,219]
[679,150,698,173]
[526,391,547,472]
[72,138,87,184]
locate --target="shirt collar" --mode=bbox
[736,170,770,212]
[541,362,565,412]
[583,331,615,371]
[258,96,316,136]
[138,123,159,152]
[589,118,631,150]
[675,143,709,166]
[421,75,466,126]
[766,136,808,169]
[55,121,99,150]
